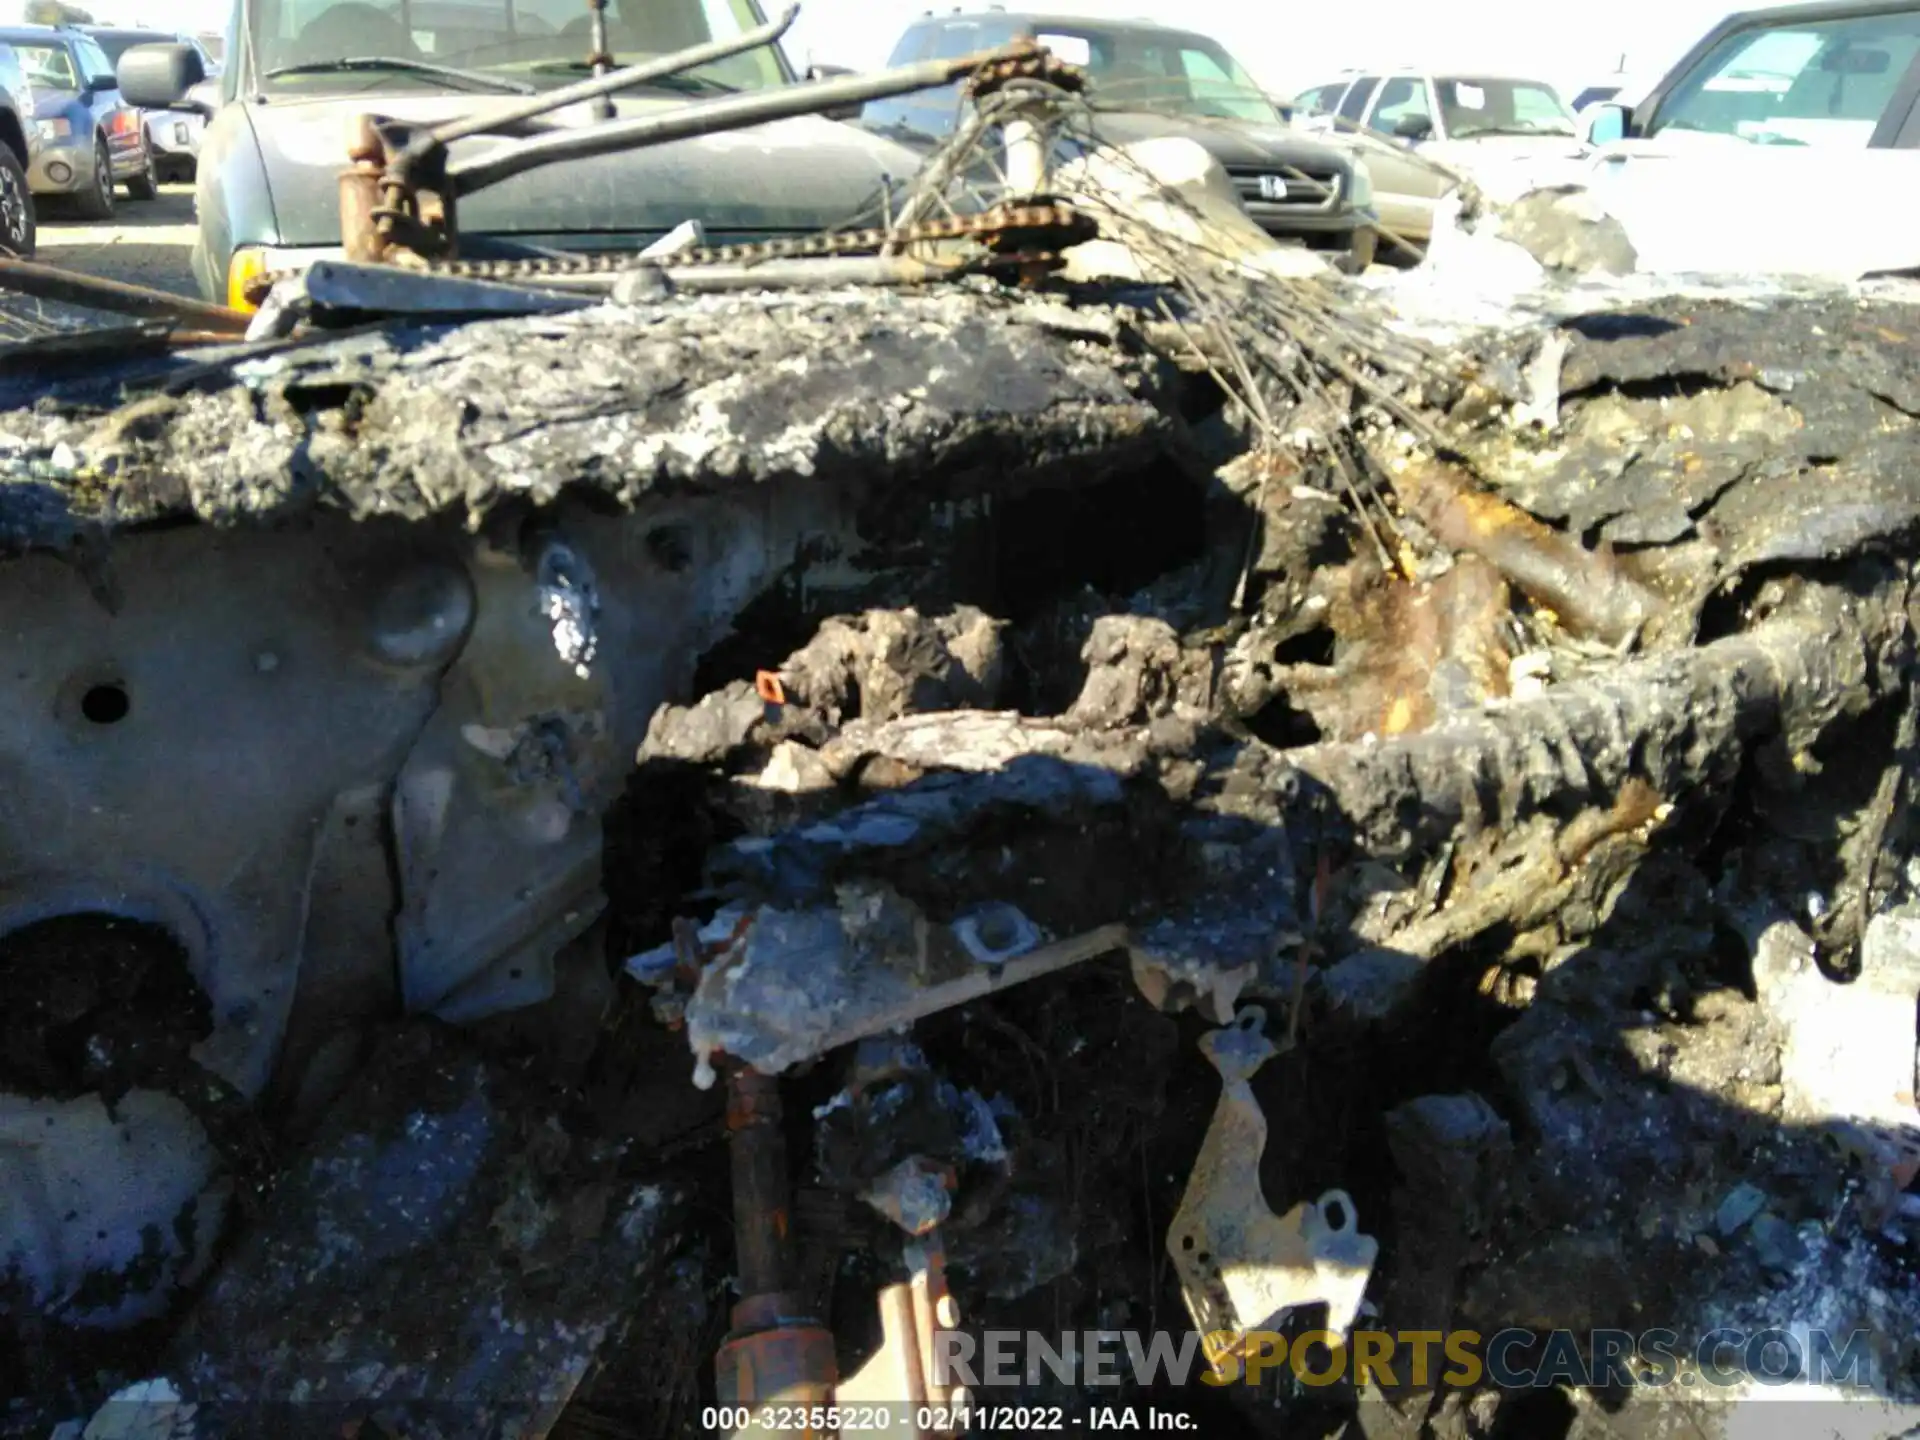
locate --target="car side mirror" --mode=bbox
[1585,101,1630,145]
[1391,112,1432,141]
[117,42,211,116]
[807,63,862,122]
[186,78,221,114]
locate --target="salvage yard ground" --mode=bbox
[37,183,199,298]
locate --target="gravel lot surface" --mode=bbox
[36,182,200,297]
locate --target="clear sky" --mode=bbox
[765,0,1752,97]
[109,0,1762,99]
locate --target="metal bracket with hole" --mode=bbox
[1166,1005,1379,1372]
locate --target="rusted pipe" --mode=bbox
[340,113,385,266]
[715,1063,838,1436]
[1389,457,1664,645]
[726,1064,793,1299]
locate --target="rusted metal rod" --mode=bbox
[448,41,1039,195]
[0,259,252,334]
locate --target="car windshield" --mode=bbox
[19,43,77,90]
[247,0,786,94]
[1435,77,1577,136]
[1648,10,1920,146]
[1039,26,1281,125]
[90,32,173,66]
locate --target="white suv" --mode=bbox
[1291,71,1589,246]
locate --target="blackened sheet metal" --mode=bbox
[0,285,1177,552]
[1462,294,1920,551]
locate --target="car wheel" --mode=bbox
[0,145,36,258]
[127,143,159,201]
[74,136,115,221]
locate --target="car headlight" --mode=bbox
[226,247,271,311]
[1349,158,1374,209]
[226,243,349,312]
[35,117,71,140]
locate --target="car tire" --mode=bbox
[0,145,36,258]
[127,143,159,201]
[73,136,115,221]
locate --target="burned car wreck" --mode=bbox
[3,23,1920,1440]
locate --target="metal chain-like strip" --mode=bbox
[963,42,1089,100]
[249,200,1094,302]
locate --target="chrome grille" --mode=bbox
[1225,165,1343,212]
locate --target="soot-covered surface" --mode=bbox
[4,270,1920,1440]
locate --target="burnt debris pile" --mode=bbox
[2,221,1919,1439]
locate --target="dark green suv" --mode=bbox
[862,10,1378,269]
[116,0,933,309]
